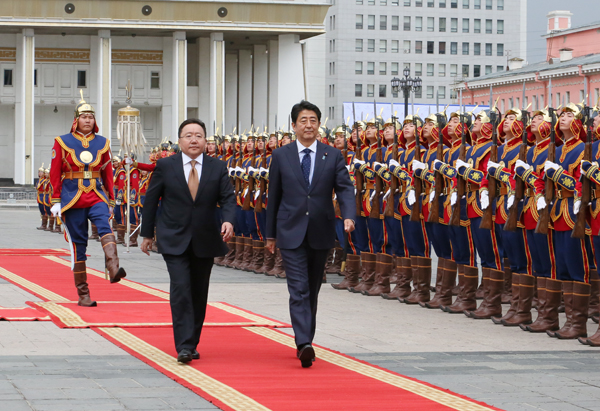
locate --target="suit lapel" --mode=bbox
[288,141,308,192]
[309,142,327,194]
[171,153,194,202]
[194,154,213,202]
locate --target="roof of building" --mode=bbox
[542,20,600,38]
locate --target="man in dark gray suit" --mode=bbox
[266,101,355,368]
[140,119,236,364]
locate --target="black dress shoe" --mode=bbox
[296,344,315,368]
[192,349,200,360]
[177,349,193,363]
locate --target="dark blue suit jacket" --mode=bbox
[266,140,355,250]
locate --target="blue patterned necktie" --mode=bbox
[301,148,312,188]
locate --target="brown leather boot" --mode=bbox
[399,256,420,303]
[461,267,487,315]
[382,257,412,299]
[73,261,97,307]
[127,225,139,247]
[467,268,503,319]
[37,215,48,230]
[421,258,446,308]
[404,257,432,304]
[501,258,512,304]
[441,263,463,310]
[100,234,126,283]
[424,259,457,309]
[256,246,275,275]
[116,224,126,244]
[229,237,246,269]
[364,253,392,296]
[524,277,560,333]
[248,241,265,273]
[548,281,572,338]
[588,270,600,318]
[583,323,600,346]
[46,216,55,231]
[556,281,590,339]
[89,223,99,240]
[444,264,478,313]
[326,241,344,274]
[222,237,237,267]
[239,237,254,271]
[502,274,535,326]
[521,277,545,331]
[52,220,62,233]
[389,256,399,284]
[332,254,361,289]
[349,252,377,293]
[269,249,286,278]
[492,273,520,324]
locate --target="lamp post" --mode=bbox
[391,67,422,118]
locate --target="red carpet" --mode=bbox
[0,306,50,321]
[0,248,70,256]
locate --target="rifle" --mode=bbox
[384,112,398,217]
[371,101,383,219]
[353,103,364,215]
[427,108,448,223]
[572,105,593,239]
[242,131,256,211]
[480,102,500,230]
[505,104,531,231]
[535,108,557,234]
[449,113,468,226]
[254,133,267,213]
[410,111,423,222]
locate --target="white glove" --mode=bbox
[353,159,365,166]
[235,166,245,175]
[228,167,235,177]
[374,161,388,170]
[456,159,469,170]
[51,203,61,217]
[412,160,427,171]
[260,167,269,174]
[480,190,489,210]
[537,196,547,210]
[433,159,443,167]
[124,157,133,165]
[574,200,581,214]
[383,188,391,201]
[429,190,436,203]
[389,159,401,168]
[407,189,416,206]
[346,165,352,172]
[515,159,531,172]
[450,192,457,206]
[507,194,515,209]
[254,190,261,200]
[486,160,500,172]
[248,166,258,174]
[544,161,559,173]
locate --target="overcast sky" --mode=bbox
[527,0,596,63]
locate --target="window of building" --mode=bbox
[356,39,363,52]
[150,72,160,89]
[391,0,399,4]
[474,43,481,56]
[497,0,503,9]
[368,15,375,29]
[427,63,434,76]
[486,19,492,33]
[486,0,492,9]
[415,16,423,31]
[381,0,387,5]
[391,62,399,75]
[428,0,435,6]
[379,84,387,98]
[451,18,457,32]
[474,65,480,77]
[380,15,387,30]
[485,65,492,75]
[439,64,446,76]
[580,90,585,103]
[415,63,423,76]
[565,91,570,103]
[497,65,504,72]
[416,41,423,54]
[357,0,363,4]
[367,84,375,97]
[355,61,363,74]
[474,0,480,8]
[401,40,408,53]
[451,0,457,8]
[427,86,434,99]
[328,85,335,98]
[485,43,492,56]
[368,39,375,52]
[415,87,422,98]
[532,95,538,110]
[540,94,545,108]
[450,64,457,77]
[439,41,446,54]
[509,97,513,108]
[497,43,504,56]
[427,41,434,54]
[463,18,469,33]
[380,62,387,75]
[368,0,375,5]
[439,17,446,32]
[463,0,469,8]
[355,84,363,97]
[450,42,457,55]
[462,64,469,77]
[439,0,446,6]
[427,17,434,32]
[474,19,481,33]
[392,16,399,30]
[77,70,87,88]
[3,69,12,86]
[462,42,469,55]
[404,0,411,5]
[329,39,335,52]
[329,62,334,75]
[497,20,504,34]
[356,15,363,29]
[380,39,387,52]
[415,0,422,6]
[404,16,411,30]
[439,86,446,99]
[367,62,375,75]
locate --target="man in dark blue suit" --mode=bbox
[266,101,355,368]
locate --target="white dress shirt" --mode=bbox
[297,139,317,184]
[182,152,203,183]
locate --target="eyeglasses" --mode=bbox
[180,134,205,140]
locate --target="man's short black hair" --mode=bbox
[291,100,322,124]
[178,118,207,138]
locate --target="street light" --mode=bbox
[391,68,422,117]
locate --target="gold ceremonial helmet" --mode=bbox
[240,134,248,143]
[223,134,232,142]
[332,125,350,138]
[562,102,584,119]
[531,108,552,123]
[425,113,440,127]
[384,117,401,129]
[206,134,218,143]
[38,162,45,172]
[112,155,122,162]
[476,110,492,124]
[74,89,94,118]
[403,114,423,128]
[504,107,523,121]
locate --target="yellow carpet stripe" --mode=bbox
[208,302,285,327]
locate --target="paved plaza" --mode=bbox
[2,208,600,410]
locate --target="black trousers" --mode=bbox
[280,237,330,348]
[162,243,213,352]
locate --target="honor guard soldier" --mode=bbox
[49,94,126,307]
[113,155,127,244]
[36,164,48,230]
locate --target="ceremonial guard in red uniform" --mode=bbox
[36,164,48,230]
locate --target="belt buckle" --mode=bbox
[83,170,93,179]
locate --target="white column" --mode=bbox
[268,39,279,130]
[14,29,35,185]
[162,37,173,140]
[277,34,305,123]
[90,29,111,139]
[198,37,211,122]
[173,31,187,134]
[238,49,253,132]
[253,44,268,131]
[209,33,225,135]
[225,52,238,133]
